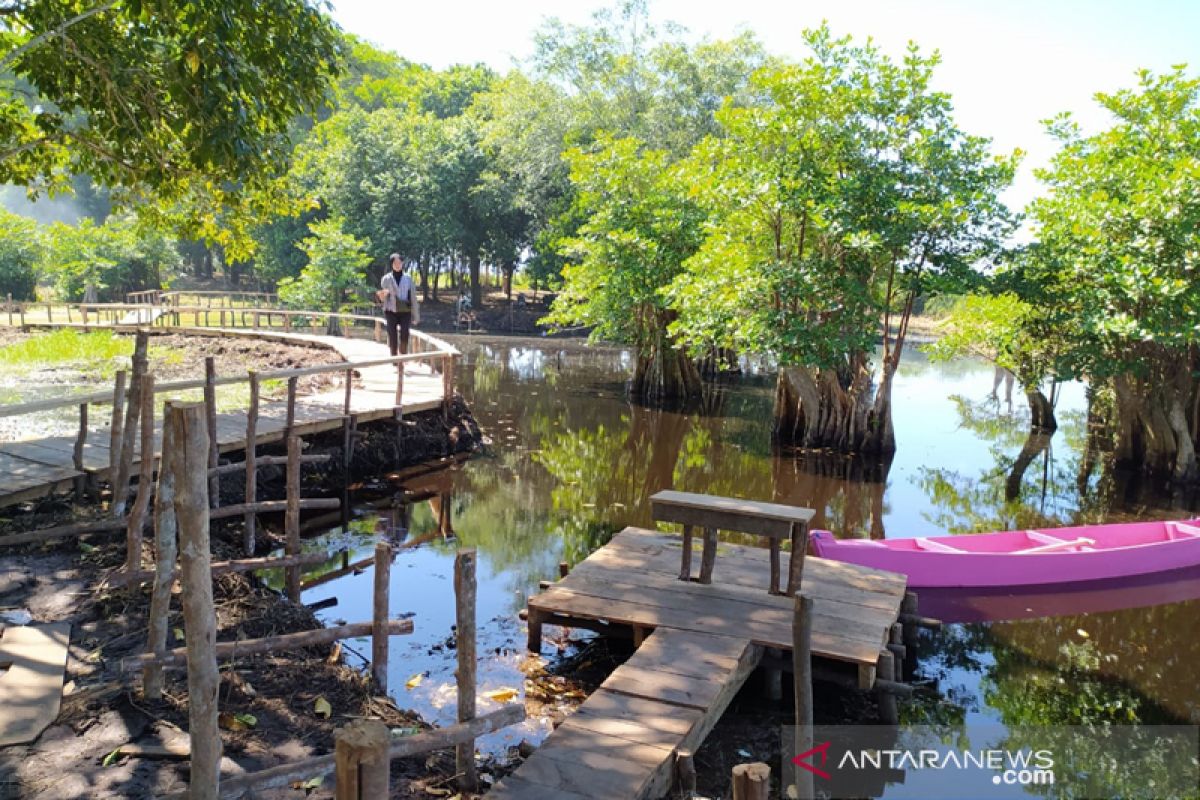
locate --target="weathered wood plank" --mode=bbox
[0,622,71,746]
[651,490,814,540]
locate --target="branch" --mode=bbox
[0,0,119,71]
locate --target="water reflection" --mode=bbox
[290,335,1199,754]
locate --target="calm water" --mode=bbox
[288,336,1200,758]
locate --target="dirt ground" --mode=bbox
[0,397,496,799]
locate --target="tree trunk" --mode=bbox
[1026,388,1057,432]
[630,343,703,404]
[469,253,482,309]
[1005,430,1053,501]
[773,355,894,455]
[1111,365,1199,483]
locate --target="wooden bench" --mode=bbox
[649,490,815,595]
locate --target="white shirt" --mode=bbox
[380,271,413,312]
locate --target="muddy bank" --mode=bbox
[0,402,489,799]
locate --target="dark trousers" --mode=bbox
[385,310,411,356]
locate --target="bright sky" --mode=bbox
[329,0,1200,214]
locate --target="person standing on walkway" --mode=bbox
[377,253,414,356]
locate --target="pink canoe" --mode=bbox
[809,519,1200,589]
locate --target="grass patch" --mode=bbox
[0,328,131,371]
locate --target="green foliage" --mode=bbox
[0,328,130,370]
[1,0,342,200]
[277,218,370,310]
[0,208,43,300]
[40,215,178,301]
[925,294,1043,379]
[543,136,705,355]
[1010,67,1200,384]
[667,27,1017,371]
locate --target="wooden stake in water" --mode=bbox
[372,542,392,692]
[455,548,478,792]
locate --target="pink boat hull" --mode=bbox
[809,519,1200,589]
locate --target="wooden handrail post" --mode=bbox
[113,330,149,516]
[171,402,221,800]
[243,371,259,555]
[334,719,389,800]
[108,369,127,477]
[793,593,814,800]
[145,400,178,700]
[455,548,478,792]
[876,649,899,724]
[204,356,219,508]
[372,542,391,692]
[73,403,88,499]
[285,434,302,603]
[285,376,298,441]
[124,373,155,578]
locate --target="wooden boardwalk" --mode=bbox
[0,329,448,508]
[490,527,907,799]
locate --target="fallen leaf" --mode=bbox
[314,696,332,719]
[101,748,123,767]
[301,776,323,790]
[173,628,185,641]
[218,712,257,731]
[482,687,519,703]
[405,673,425,690]
[1076,628,1090,638]
[424,788,452,797]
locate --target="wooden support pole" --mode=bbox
[5,293,10,325]
[679,524,693,581]
[731,763,770,800]
[676,750,697,798]
[112,331,148,516]
[526,608,543,654]
[558,561,571,579]
[171,402,220,800]
[455,548,478,793]
[786,521,808,596]
[285,434,302,603]
[124,373,155,577]
[244,371,259,555]
[372,542,391,692]
[876,650,899,724]
[902,591,920,647]
[889,623,905,675]
[343,368,354,416]
[116,550,332,587]
[334,719,390,800]
[145,401,178,700]
[698,526,717,584]
[204,357,219,508]
[209,453,330,477]
[793,593,814,800]
[394,360,404,407]
[285,376,298,440]
[73,403,88,499]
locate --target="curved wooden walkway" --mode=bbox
[0,327,451,508]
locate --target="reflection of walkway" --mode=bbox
[490,527,906,799]
[0,328,448,507]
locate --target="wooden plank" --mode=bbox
[566,691,701,750]
[551,567,896,649]
[0,622,71,746]
[512,725,671,799]
[568,554,902,621]
[602,664,731,710]
[485,775,597,800]
[530,585,882,665]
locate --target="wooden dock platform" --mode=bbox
[0,328,452,508]
[491,527,907,799]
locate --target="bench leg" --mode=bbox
[769,538,781,594]
[679,524,694,581]
[786,522,807,596]
[698,526,717,584]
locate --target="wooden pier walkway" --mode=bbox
[0,327,455,508]
[490,526,907,799]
